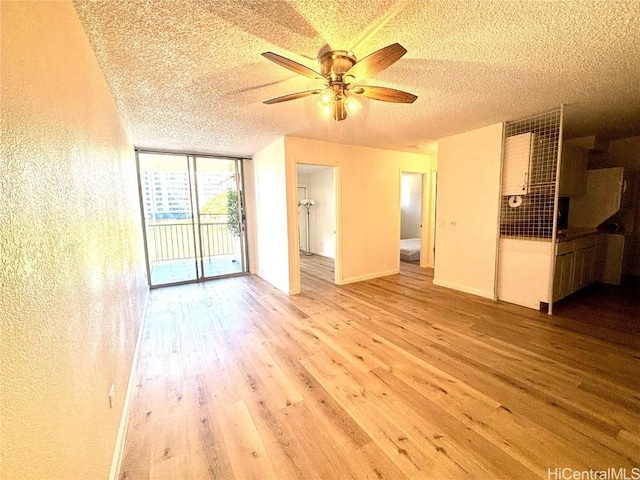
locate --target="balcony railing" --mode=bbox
[145,220,239,263]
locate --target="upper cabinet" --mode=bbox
[558,144,588,196]
[502,132,534,196]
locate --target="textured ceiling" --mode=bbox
[73,0,640,157]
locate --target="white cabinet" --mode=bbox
[500,233,607,308]
[502,132,534,196]
[558,145,588,197]
[572,237,597,291]
[602,234,625,285]
[577,244,596,289]
[594,239,608,281]
[553,250,575,301]
[554,233,607,301]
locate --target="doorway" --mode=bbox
[400,172,424,264]
[136,151,248,287]
[296,164,337,286]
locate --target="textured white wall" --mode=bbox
[434,123,503,299]
[251,137,291,293]
[242,160,259,274]
[0,2,147,478]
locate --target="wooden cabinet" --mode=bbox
[558,145,588,196]
[502,132,534,196]
[553,234,607,301]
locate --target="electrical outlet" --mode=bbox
[109,383,115,408]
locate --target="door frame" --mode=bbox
[291,162,340,293]
[399,170,436,269]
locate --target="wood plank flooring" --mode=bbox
[120,255,640,479]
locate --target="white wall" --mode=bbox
[1,2,147,478]
[306,168,336,258]
[242,159,258,274]
[401,173,422,239]
[434,123,504,299]
[251,137,291,293]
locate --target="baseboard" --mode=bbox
[337,268,399,285]
[256,271,290,296]
[310,250,334,258]
[109,287,149,480]
[432,278,496,300]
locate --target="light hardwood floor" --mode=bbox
[120,255,640,479]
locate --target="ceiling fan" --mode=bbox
[261,43,417,121]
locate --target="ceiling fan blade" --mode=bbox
[350,85,417,103]
[261,52,324,81]
[263,89,322,104]
[345,43,407,82]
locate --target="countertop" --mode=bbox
[555,228,599,242]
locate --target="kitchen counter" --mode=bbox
[555,228,598,242]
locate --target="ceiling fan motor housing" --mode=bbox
[320,50,357,83]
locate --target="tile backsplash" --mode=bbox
[500,189,555,238]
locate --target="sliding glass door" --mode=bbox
[137,151,248,287]
[193,157,247,279]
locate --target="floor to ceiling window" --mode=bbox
[136,150,248,287]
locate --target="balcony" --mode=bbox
[145,219,244,285]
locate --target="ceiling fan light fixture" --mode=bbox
[319,89,361,122]
[317,87,335,107]
[343,95,363,117]
[320,103,334,119]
